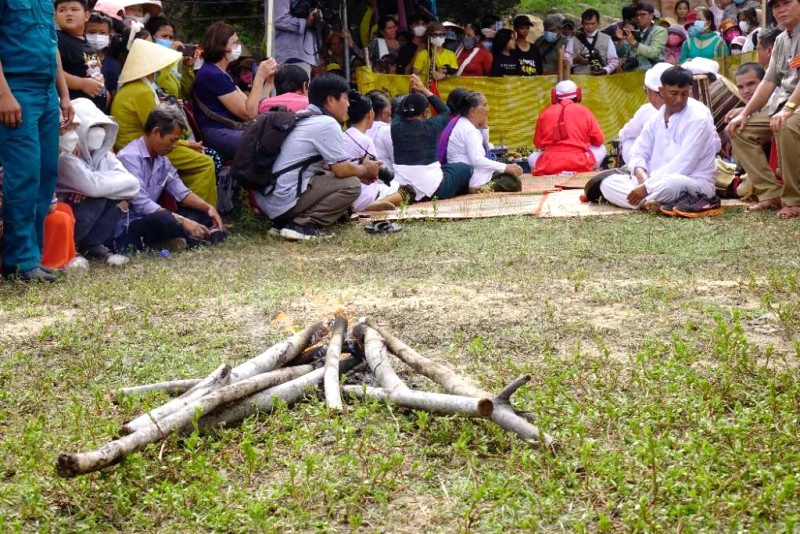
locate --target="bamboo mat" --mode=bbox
[519,171,598,193]
[356,192,545,221]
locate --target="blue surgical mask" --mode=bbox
[693,20,707,31]
[155,38,173,49]
[687,24,701,38]
[481,40,493,52]
[733,0,745,4]
[544,31,558,43]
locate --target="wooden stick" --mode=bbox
[363,326,407,393]
[229,321,329,382]
[196,356,361,433]
[365,320,558,452]
[112,379,202,402]
[343,385,493,417]
[56,366,314,478]
[121,364,232,435]
[323,314,348,411]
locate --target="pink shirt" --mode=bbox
[258,92,310,114]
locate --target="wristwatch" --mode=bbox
[786,101,797,112]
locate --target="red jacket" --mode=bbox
[456,46,493,77]
[532,100,604,176]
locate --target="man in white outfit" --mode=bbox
[599,66,723,217]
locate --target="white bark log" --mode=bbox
[229,321,329,382]
[56,366,314,478]
[363,326,407,393]
[365,320,558,452]
[111,379,201,402]
[323,314,347,411]
[196,356,360,433]
[121,364,232,435]
[343,385,493,417]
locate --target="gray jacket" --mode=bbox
[273,0,320,66]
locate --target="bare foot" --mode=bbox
[363,200,397,212]
[747,198,781,212]
[776,205,800,219]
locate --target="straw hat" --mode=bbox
[94,0,162,21]
[119,38,182,84]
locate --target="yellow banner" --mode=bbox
[356,51,758,150]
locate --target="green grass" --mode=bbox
[1,210,800,531]
[519,1,631,19]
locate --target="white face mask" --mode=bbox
[431,36,446,47]
[226,44,242,62]
[125,14,149,25]
[86,34,110,51]
[60,130,79,153]
[413,25,427,37]
[86,126,106,151]
[739,21,750,33]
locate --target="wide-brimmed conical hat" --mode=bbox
[119,38,182,84]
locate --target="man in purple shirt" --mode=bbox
[115,105,225,252]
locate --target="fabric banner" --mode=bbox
[355,51,756,149]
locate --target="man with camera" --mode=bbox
[274,0,323,75]
[616,3,666,71]
[566,9,619,75]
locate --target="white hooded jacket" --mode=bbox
[58,98,140,200]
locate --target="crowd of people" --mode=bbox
[0,0,797,283]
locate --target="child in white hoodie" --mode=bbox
[57,98,141,265]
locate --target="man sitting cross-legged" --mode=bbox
[115,105,225,252]
[598,66,722,217]
[253,73,381,241]
[727,0,800,219]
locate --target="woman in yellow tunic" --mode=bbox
[146,16,197,100]
[111,39,218,206]
[412,22,458,83]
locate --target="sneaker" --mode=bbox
[3,267,57,283]
[660,192,696,217]
[66,256,90,277]
[279,223,334,241]
[673,193,723,218]
[268,222,285,237]
[107,254,129,267]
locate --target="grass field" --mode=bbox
[1,210,799,532]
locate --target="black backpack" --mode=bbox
[232,106,322,195]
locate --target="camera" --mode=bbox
[588,49,604,74]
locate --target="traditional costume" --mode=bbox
[600,98,720,209]
[529,81,606,176]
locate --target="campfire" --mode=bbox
[56,316,558,478]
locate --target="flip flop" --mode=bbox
[365,221,402,234]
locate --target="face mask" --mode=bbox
[86,34,110,51]
[462,36,478,49]
[481,40,493,52]
[543,31,558,43]
[431,36,446,47]
[584,30,597,38]
[60,130,79,153]
[86,126,106,151]
[126,15,149,25]
[733,0,745,4]
[226,44,242,62]
[194,58,204,71]
[739,21,750,33]
[155,38,173,49]
[413,25,427,37]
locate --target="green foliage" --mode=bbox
[517,0,630,18]
[1,209,799,530]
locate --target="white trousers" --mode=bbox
[599,172,716,210]
[528,145,607,171]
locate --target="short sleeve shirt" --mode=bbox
[412,48,458,74]
[258,108,349,219]
[194,62,239,129]
[58,30,106,110]
[514,45,540,76]
[765,23,800,97]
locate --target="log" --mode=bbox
[365,320,558,452]
[111,379,202,402]
[56,366,315,478]
[196,355,361,433]
[323,314,348,411]
[229,321,329,382]
[343,385,493,417]
[121,363,232,435]
[363,326,407,393]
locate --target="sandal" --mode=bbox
[365,221,402,234]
